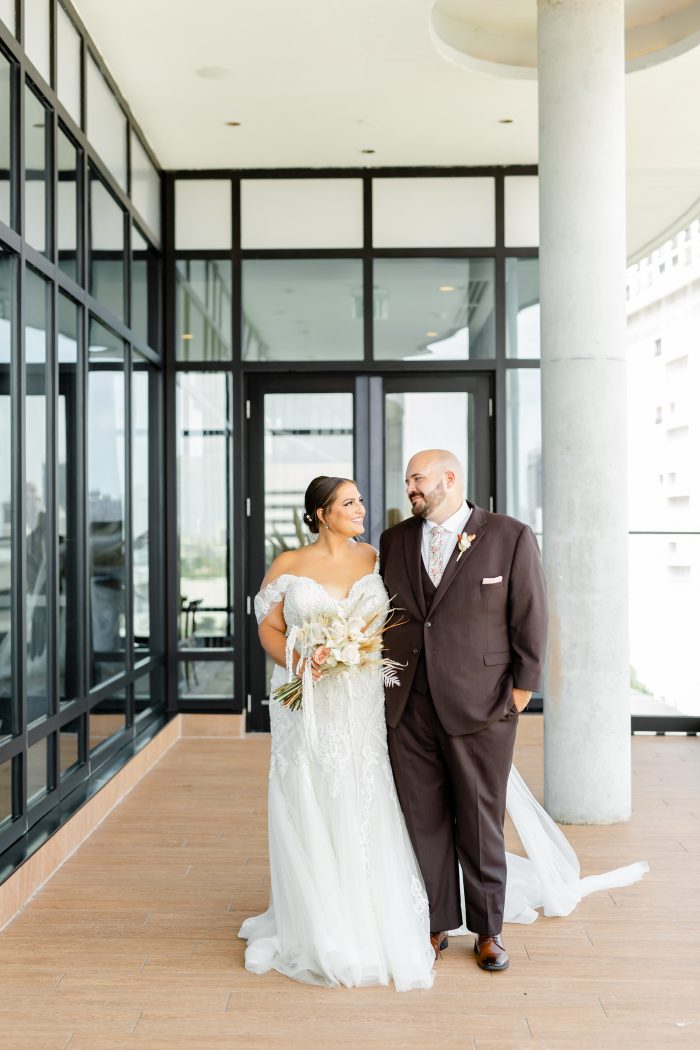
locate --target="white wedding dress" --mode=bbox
[239,560,649,991]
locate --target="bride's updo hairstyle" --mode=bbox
[303,476,354,534]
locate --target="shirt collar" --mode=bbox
[424,501,471,535]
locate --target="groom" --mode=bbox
[379,449,548,971]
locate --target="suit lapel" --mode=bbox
[429,503,488,616]
[402,517,426,618]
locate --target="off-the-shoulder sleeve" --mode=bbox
[254,575,290,625]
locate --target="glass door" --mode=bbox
[245,372,492,730]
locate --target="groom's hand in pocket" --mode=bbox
[512,688,532,713]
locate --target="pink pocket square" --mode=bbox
[482,576,503,584]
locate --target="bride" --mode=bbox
[239,475,648,991]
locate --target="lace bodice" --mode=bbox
[254,555,387,634]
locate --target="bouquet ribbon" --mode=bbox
[285,625,320,755]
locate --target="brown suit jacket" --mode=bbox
[379,502,548,735]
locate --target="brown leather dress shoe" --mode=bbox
[430,932,449,959]
[474,933,509,971]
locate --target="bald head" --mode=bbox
[405,449,466,522]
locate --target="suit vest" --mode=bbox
[412,561,437,695]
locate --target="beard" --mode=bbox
[410,479,447,519]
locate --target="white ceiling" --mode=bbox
[72,0,700,259]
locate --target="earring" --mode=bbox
[324,523,330,530]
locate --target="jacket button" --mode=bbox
[412,648,419,655]
[425,621,431,628]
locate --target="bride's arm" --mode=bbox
[257,554,323,679]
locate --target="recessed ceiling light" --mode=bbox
[426,331,438,337]
[499,118,514,124]
[196,66,232,80]
[181,333,193,340]
[439,285,455,292]
[225,121,241,127]
[361,148,376,154]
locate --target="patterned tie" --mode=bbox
[428,525,446,587]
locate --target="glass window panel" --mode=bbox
[89,170,124,321]
[135,670,163,718]
[506,258,540,359]
[627,294,700,531]
[263,392,354,566]
[178,660,234,700]
[60,715,82,775]
[177,374,232,647]
[241,179,363,249]
[629,534,700,717]
[175,179,231,250]
[0,51,12,228]
[0,758,12,828]
[505,176,539,248]
[132,225,159,350]
[130,132,160,243]
[88,319,126,686]
[24,0,51,83]
[384,391,474,528]
[27,735,48,804]
[89,692,126,751]
[24,84,48,254]
[0,0,15,34]
[58,294,80,704]
[86,54,126,189]
[373,258,495,362]
[242,260,363,362]
[57,126,79,282]
[0,251,13,742]
[132,351,150,655]
[176,259,231,362]
[506,368,542,535]
[56,4,81,126]
[25,268,50,723]
[373,177,495,248]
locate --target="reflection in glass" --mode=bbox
[0,52,12,228]
[25,269,50,722]
[24,0,51,83]
[506,259,540,359]
[58,127,79,282]
[629,534,700,717]
[179,660,234,700]
[89,693,126,752]
[263,392,354,564]
[27,736,48,804]
[89,170,124,320]
[0,759,11,827]
[506,369,542,534]
[58,295,80,704]
[88,319,126,686]
[242,260,363,361]
[24,84,48,254]
[177,374,232,646]
[132,226,159,350]
[373,259,495,361]
[133,352,150,653]
[0,252,13,741]
[60,715,82,775]
[176,260,231,362]
[86,54,127,189]
[56,4,82,126]
[384,391,474,527]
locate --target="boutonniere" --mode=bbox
[456,533,477,561]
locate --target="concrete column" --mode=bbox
[538,0,631,823]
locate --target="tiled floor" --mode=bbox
[0,716,698,1049]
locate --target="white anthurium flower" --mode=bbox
[327,620,349,645]
[307,622,326,645]
[339,642,361,665]
[345,616,365,638]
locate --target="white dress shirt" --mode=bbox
[421,502,473,575]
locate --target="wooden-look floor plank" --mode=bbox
[0,716,698,1050]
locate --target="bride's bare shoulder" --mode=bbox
[261,549,302,588]
[355,542,379,569]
